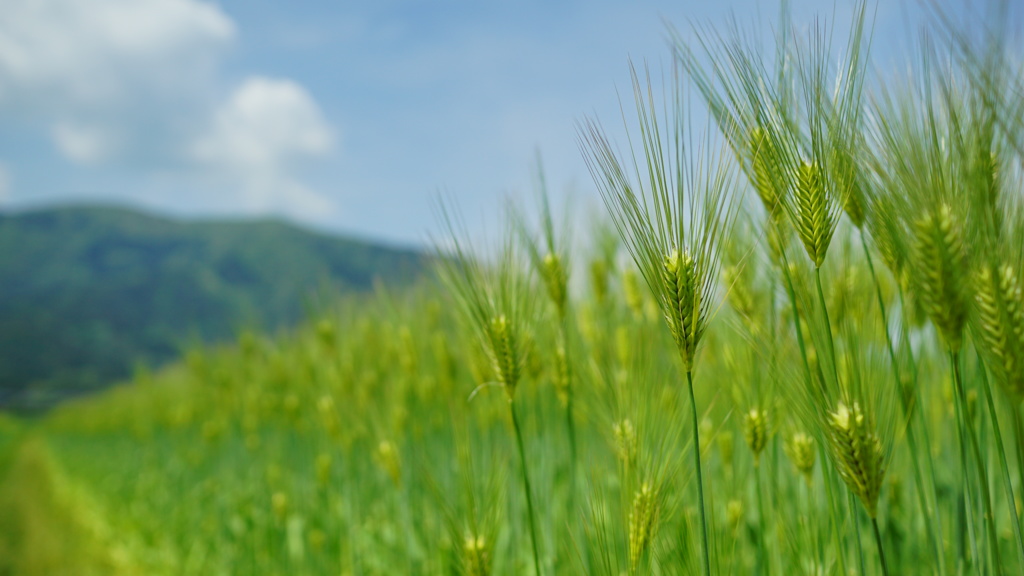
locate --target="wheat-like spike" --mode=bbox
[785,431,817,483]
[374,440,402,486]
[1003,265,1024,345]
[723,264,756,325]
[579,60,737,576]
[866,192,908,281]
[830,145,867,229]
[844,179,867,230]
[975,263,1024,400]
[628,482,660,572]
[766,216,794,267]
[828,401,886,518]
[613,419,638,467]
[793,160,836,268]
[911,202,968,351]
[553,342,571,407]
[663,248,704,370]
[486,315,521,398]
[743,407,769,465]
[750,126,783,216]
[463,533,490,576]
[541,252,568,317]
[623,267,645,317]
[434,201,536,401]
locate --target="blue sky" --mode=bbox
[0,0,1004,246]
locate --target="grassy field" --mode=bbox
[5,3,1024,575]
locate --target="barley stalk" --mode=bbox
[860,228,946,574]
[627,483,659,574]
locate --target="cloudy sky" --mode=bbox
[0,0,1005,246]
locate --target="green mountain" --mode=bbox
[0,205,428,409]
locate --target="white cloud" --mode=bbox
[52,123,118,165]
[194,77,333,169]
[191,77,336,219]
[0,0,235,164]
[0,0,234,108]
[0,0,338,223]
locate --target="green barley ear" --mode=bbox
[723,264,757,328]
[910,202,969,351]
[374,440,401,486]
[510,159,572,319]
[828,126,869,230]
[623,267,645,318]
[779,292,899,525]
[742,407,769,465]
[613,418,638,468]
[485,315,520,396]
[579,63,738,372]
[749,126,783,217]
[827,401,886,517]
[462,533,490,576]
[726,500,744,532]
[663,248,703,368]
[671,9,801,225]
[863,179,909,282]
[628,482,662,572]
[580,62,737,576]
[869,46,994,356]
[785,431,817,483]
[974,262,1024,400]
[792,160,836,269]
[434,202,536,400]
[785,4,870,268]
[843,179,867,230]
[542,252,568,316]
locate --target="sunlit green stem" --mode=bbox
[860,231,945,575]
[799,475,822,572]
[951,349,1002,574]
[558,316,578,489]
[897,286,946,562]
[813,267,839,383]
[848,490,867,576]
[1015,407,1024,523]
[755,460,769,576]
[777,245,847,575]
[778,245,814,387]
[510,399,543,576]
[872,516,891,576]
[977,360,1024,570]
[687,369,712,576]
[954,384,982,573]
[814,264,866,573]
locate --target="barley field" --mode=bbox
[4,3,1024,575]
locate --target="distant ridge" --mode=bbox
[0,205,428,410]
